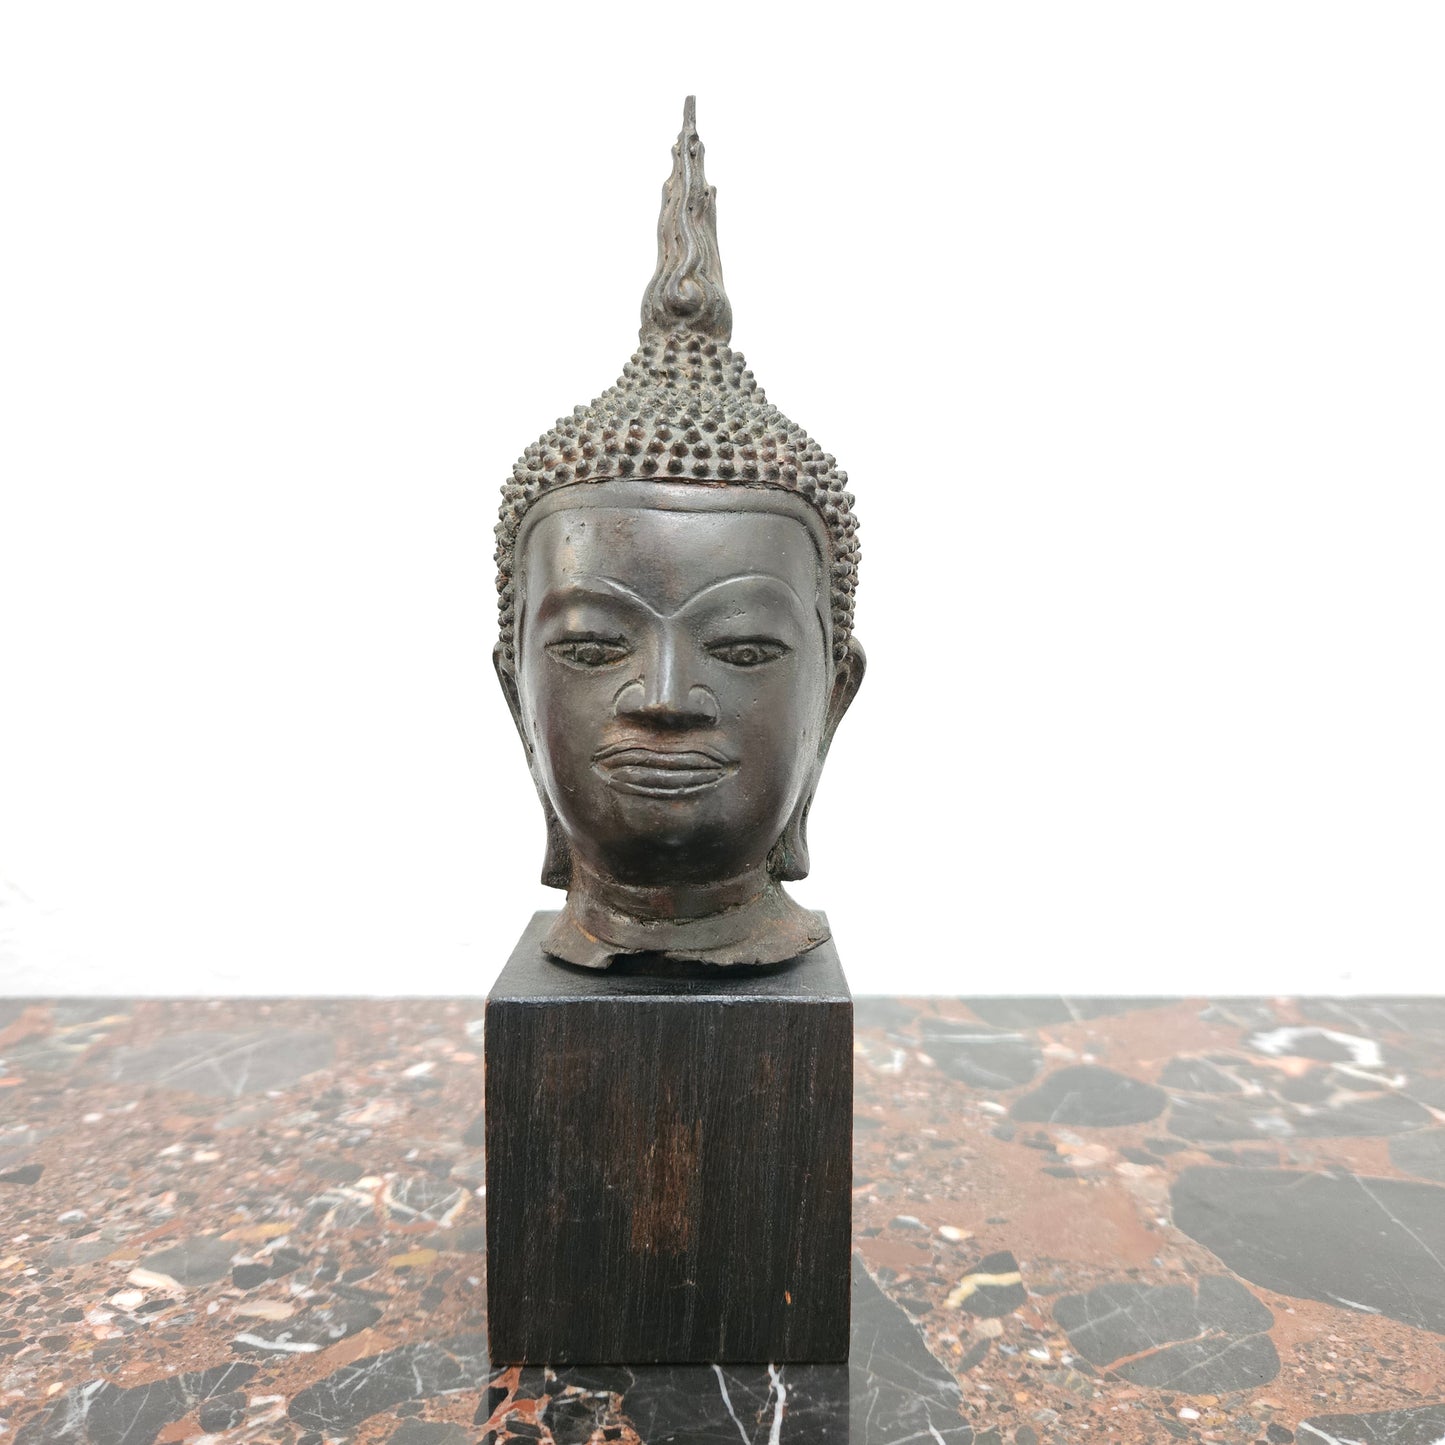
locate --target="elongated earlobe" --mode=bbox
[539,798,574,889]
[769,795,812,882]
[494,644,574,891]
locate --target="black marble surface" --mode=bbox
[1,994,1443,1443]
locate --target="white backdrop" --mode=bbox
[2,3,1442,998]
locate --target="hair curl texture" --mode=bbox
[494,328,859,662]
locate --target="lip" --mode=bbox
[592,743,738,797]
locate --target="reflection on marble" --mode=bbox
[959,999,1174,1029]
[1009,1065,1166,1127]
[917,1021,1041,1091]
[1,994,1443,1442]
[1387,1128,1445,1182]
[104,1031,336,1099]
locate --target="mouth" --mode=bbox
[591,743,738,798]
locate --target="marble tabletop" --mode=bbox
[1,994,1442,1444]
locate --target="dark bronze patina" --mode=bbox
[495,98,863,968]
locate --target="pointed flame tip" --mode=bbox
[640,94,731,342]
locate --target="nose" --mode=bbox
[613,631,719,727]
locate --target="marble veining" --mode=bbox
[1,994,1443,1442]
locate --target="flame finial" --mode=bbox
[640,96,733,342]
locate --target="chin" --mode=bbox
[607,842,752,882]
[590,826,770,887]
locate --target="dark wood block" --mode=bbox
[485,911,853,1364]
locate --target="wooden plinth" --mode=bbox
[484,911,853,1364]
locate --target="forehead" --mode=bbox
[517,487,826,617]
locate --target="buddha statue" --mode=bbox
[494,98,863,969]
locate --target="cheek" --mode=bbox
[723,662,829,768]
[519,658,612,768]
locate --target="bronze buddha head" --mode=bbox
[494,99,863,968]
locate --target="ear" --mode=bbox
[824,634,866,742]
[493,643,527,748]
[769,636,866,882]
[494,644,573,890]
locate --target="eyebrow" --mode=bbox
[536,572,809,620]
[532,580,656,626]
[674,573,809,615]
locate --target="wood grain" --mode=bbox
[485,911,853,1363]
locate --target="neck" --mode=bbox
[568,859,767,924]
[543,861,829,970]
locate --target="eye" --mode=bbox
[706,638,791,668]
[546,637,633,669]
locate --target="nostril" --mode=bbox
[613,678,720,725]
[687,685,720,724]
[613,679,651,717]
